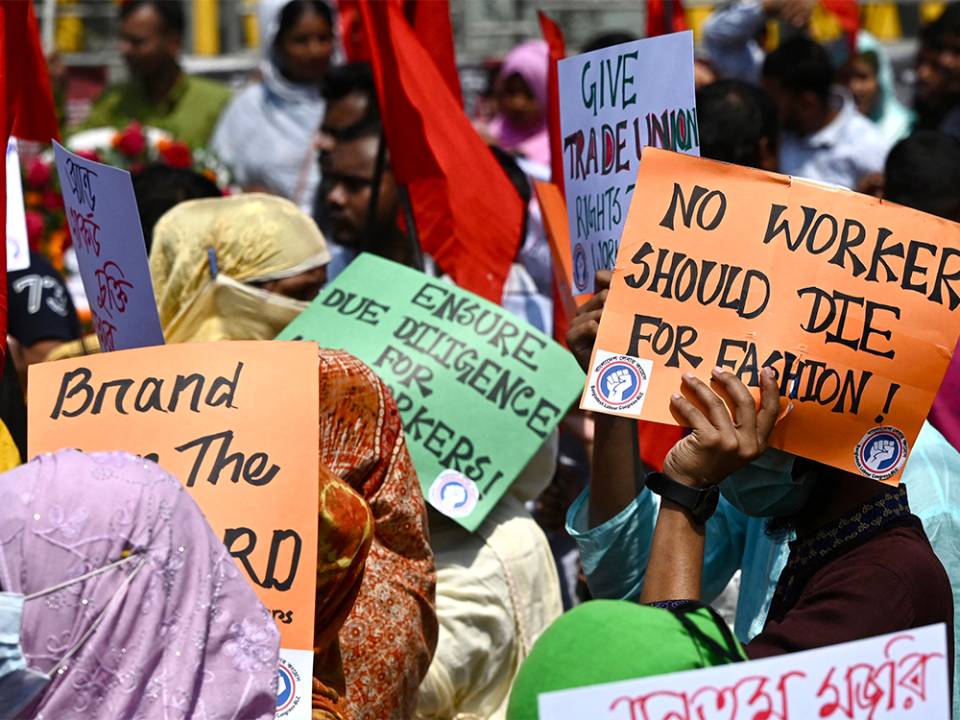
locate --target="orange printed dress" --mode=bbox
[318,350,439,720]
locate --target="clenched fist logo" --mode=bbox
[605,369,634,403]
[867,439,897,467]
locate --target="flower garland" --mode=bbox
[22,121,231,273]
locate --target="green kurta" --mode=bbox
[76,72,232,148]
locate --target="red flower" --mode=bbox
[26,159,51,189]
[130,162,146,175]
[115,122,146,157]
[74,149,102,163]
[43,191,64,211]
[25,210,44,243]
[159,141,193,168]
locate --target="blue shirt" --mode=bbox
[567,421,960,716]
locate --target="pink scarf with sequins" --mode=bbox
[0,449,280,719]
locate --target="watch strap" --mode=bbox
[645,471,706,511]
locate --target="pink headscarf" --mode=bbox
[0,449,280,719]
[489,40,551,166]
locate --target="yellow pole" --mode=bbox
[194,0,220,56]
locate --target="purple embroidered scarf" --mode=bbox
[0,449,280,719]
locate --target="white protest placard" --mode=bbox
[6,139,30,271]
[558,31,698,295]
[538,624,950,720]
[53,141,164,351]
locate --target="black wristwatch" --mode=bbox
[645,472,720,524]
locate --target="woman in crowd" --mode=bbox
[149,193,329,342]
[0,449,283,719]
[847,31,915,144]
[488,40,551,168]
[210,0,336,210]
[417,435,564,720]
[148,195,437,720]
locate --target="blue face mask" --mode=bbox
[720,447,815,518]
[0,593,50,719]
[0,553,145,718]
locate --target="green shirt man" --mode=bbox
[74,0,231,148]
[78,72,231,148]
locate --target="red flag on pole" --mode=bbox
[407,0,461,106]
[10,1,59,144]
[0,5,9,366]
[646,0,687,37]
[358,0,524,304]
[538,11,565,193]
[537,12,571,344]
[340,0,462,110]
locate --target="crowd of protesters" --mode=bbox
[5,0,960,719]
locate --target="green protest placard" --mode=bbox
[278,253,586,531]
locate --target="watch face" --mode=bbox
[694,485,720,524]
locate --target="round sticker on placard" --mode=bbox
[573,244,589,291]
[429,470,480,518]
[588,355,648,412]
[854,426,908,481]
[277,658,300,716]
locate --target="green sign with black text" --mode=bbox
[278,254,585,531]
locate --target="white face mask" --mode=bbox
[719,447,815,518]
[0,554,145,717]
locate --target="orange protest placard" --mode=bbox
[534,180,589,317]
[27,342,319,655]
[585,148,960,482]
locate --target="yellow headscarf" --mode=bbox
[149,193,330,343]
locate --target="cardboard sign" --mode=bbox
[533,181,588,323]
[558,31,698,295]
[7,139,30,271]
[585,149,960,482]
[53,141,164,351]
[538,624,950,720]
[28,341,319,720]
[278,253,585,532]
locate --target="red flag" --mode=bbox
[819,0,859,52]
[0,5,9,367]
[407,0,461,106]
[358,0,524,304]
[10,2,59,143]
[536,14,571,344]
[340,0,463,110]
[538,12,565,194]
[646,0,687,37]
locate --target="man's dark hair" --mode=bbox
[275,0,333,48]
[120,0,185,35]
[884,130,960,221]
[923,2,960,50]
[696,80,779,168]
[581,31,638,55]
[762,36,834,103]
[321,62,382,140]
[132,164,221,252]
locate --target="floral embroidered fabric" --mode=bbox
[0,449,280,719]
